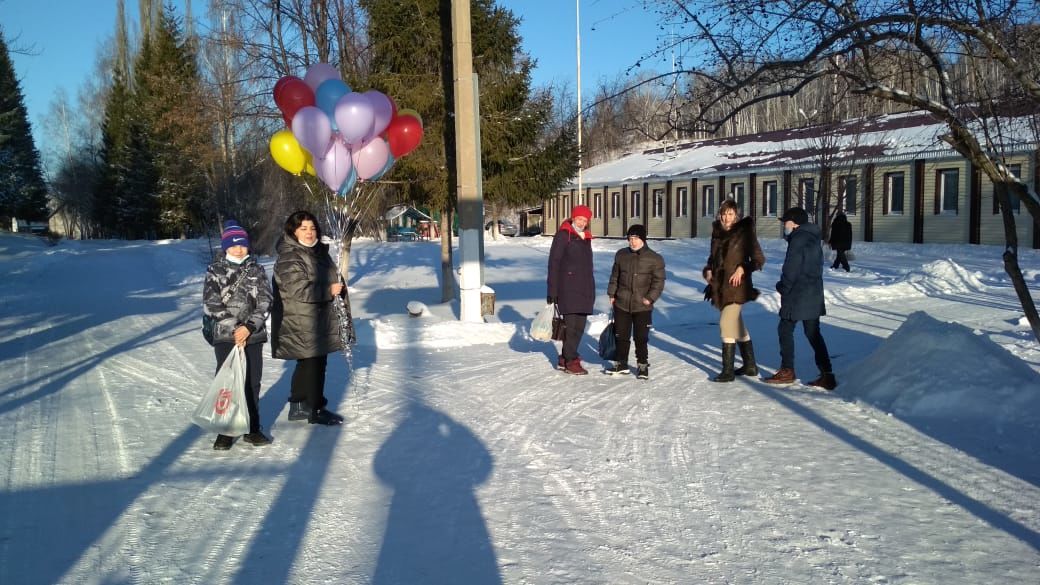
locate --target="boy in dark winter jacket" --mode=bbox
[606,225,665,379]
[203,220,274,449]
[764,208,837,390]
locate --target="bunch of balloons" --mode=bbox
[268,63,425,195]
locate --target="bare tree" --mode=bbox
[637,0,1040,343]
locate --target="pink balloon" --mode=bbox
[363,90,395,138]
[316,140,353,191]
[351,136,390,180]
[303,63,340,92]
[334,93,376,145]
[291,106,333,158]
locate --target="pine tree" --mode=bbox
[362,0,577,212]
[135,5,211,238]
[0,30,49,222]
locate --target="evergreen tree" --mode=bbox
[135,6,211,238]
[0,30,49,222]
[361,0,577,212]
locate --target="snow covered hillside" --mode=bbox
[0,230,1037,584]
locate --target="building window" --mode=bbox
[762,181,778,216]
[939,169,959,214]
[885,172,905,215]
[652,189,665,218]
[630,190,641,218]
[798,178,816,217]
[730,183,745,214]
[702,185,716,216]
[675,187,688,218]
[840,175,858,215]
[594,194,602,218]
[611,192,620,218]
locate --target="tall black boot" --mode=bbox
[734,340,759,376]
[712,343,736,382]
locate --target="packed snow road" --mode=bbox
[0,233,1037,584]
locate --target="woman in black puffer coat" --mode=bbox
[271,210,346,426]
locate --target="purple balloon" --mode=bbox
[363,90,395,138]
[317,140,353,191]
[291,106,332,158]
[351,136,390,180]
[334,93,376,145]
[303,63,340,92]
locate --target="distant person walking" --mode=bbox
[702,199,766,382]
[765,207,837,390]
[828,211,853,272]
[271,210,347,425]
[606,224,666,380]
[203,220,273,450]
[547,205,596,375]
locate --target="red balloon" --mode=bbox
[273,75,300,105]
[385,113,424,158]
[275,78,315,124]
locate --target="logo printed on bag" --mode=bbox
[214,387,232,414]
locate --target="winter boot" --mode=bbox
[564,358,588,375]
[309,408,344,425]
[636,363,649,380]
[712,343,736,382]
[288,402,311,421]
[607,362,630,375]
[213,434,234,450]
[764,367,796,385]
[807,372,838,390]
[734,340,759,377]
[242,431,272,446]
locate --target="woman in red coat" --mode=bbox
[702,199,766,382]
[547,205,595,374]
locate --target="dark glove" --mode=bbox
[547,296,557,305]
[702,284,712,302]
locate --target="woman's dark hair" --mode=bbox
[284,210,321,241]
[718,198,741,218]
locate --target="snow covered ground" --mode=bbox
[0,229,1038,584]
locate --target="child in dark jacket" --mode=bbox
[202,220,274,449]
[606,224,665,379]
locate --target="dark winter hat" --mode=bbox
[571,205,592,221]
[221,219,250,251]
[626,224,647,242]
[780,207,809,226]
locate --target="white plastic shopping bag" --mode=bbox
[191,346,249,436]
[530,303,555,341]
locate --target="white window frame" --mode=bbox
[885,172,904,215]
[840,174,858,215]
[652,189,665,218]
[702,185,716,217]
[940,169,959,214]
[799,178,816,216]
[630,190,642,218]
[594,193,602,218]
[675,187,688,218]
[763,181,778,217]
[730,183,745,214]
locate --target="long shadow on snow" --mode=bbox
[747,383,1040,551]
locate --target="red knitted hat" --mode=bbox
[571,205,592,220]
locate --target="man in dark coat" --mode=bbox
[828,211,853,272]
[547,205,596,374]
[764,207,837,389]
[606,224,666,379]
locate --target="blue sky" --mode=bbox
[4,0,667,156]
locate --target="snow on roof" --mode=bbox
[571,111,1039,188]
[384,205,433,222]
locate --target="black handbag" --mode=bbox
[550,305,566,341]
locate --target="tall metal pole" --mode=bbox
[452,0,485,322]
[576,0,583,199]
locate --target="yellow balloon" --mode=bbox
[270,129,306,175]
[303,150,317,176]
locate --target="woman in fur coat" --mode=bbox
[702,199,766,382]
